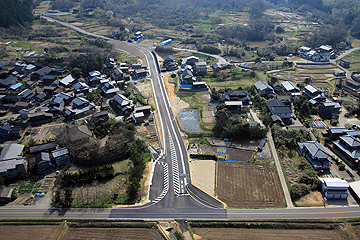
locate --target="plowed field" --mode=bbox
[0,225,58,240]
[194,228,342,240]
[217,162,284,208]
[63,228,164,240]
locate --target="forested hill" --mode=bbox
[0,0,34,28]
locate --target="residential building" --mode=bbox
[0,187,13,203]
[183,56,199,66]
[222,89,251,103]
[299,45,333,62]
[326,128,360,140]
[224,101,244,111]
[111,67,124,81]
[36,152,51,174]
[29,142,58,154]
[135,105,151,115]
[60,74,77,87]
[339,59,350,68]
[49,96,64,113]
[65,97,95,119]
[163,55,178,70]
[298,141,332,170]
[0,76,17,88]
[319,102,341,116]
[303,85,326,102]
[319,178,349,199]
[72,82,89,94]
[266,99,292,124]
[28,112,53,125]
[51,147,70,166]
[0,144,27,179]
[133,69,147,79]
[194,61,207,73]
[18,89,35,102]
[254,80,275,98]
[181,69,196,84]
[333,135,360,168]
[281,81,300,97]
[102,82,119,95]
[113,93,134,114]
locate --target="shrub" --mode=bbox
[324,137,332,144]
[290,183,309,200]
[339,163,346,171]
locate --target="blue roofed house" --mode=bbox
[298,141,332,170]
[254,80,275,98]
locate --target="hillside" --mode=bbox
[0,0,34,28]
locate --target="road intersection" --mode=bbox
[1,15,359,221]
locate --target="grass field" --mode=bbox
[217,162,284,208]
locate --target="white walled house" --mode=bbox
[319,178,349,199]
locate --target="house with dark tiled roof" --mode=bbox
[31,66,54,81]
[298,141,332,170]
[64,97,95,119]
[113,93,134,114]
[36,152,51,174]
[326,128,360,140]
[0,144,27,179]
[49,96,64,113]
[266,98,292,124]
[0,76,17,88]
[18,89,35,102]
[29,142,58,154]
[51,147,70,166]
[319,102,341,116]
[333,135,360,168]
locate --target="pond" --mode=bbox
[178,109,203,133]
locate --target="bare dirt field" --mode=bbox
[352,225,360,239]
[63,228,164,240]
[217,162,284,208]
[190,159,216,195]
[0,225,58,240]
[193,228,342,240]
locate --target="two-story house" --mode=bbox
[266,99,292,124]
[298,141,332,170]
[254,80,275,98]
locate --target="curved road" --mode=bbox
[1,15,359,220]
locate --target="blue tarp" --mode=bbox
[10,83,22,90]
[180,84,192,88]
[217,159,250,163]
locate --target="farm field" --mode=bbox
[63,228,164,240]
[217,162,284,208]
[0,225,58,240]
[192,228,342,240]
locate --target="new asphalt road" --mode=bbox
[1,15,359,221]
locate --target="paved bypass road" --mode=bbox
[1,15,359,220]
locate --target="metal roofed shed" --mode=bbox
[258,139,267,152]
[160,39,172,46]
[10,83,22,90]
[319,178,349,199]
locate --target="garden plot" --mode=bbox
[217,162,284,208]
[0,225,59,240]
